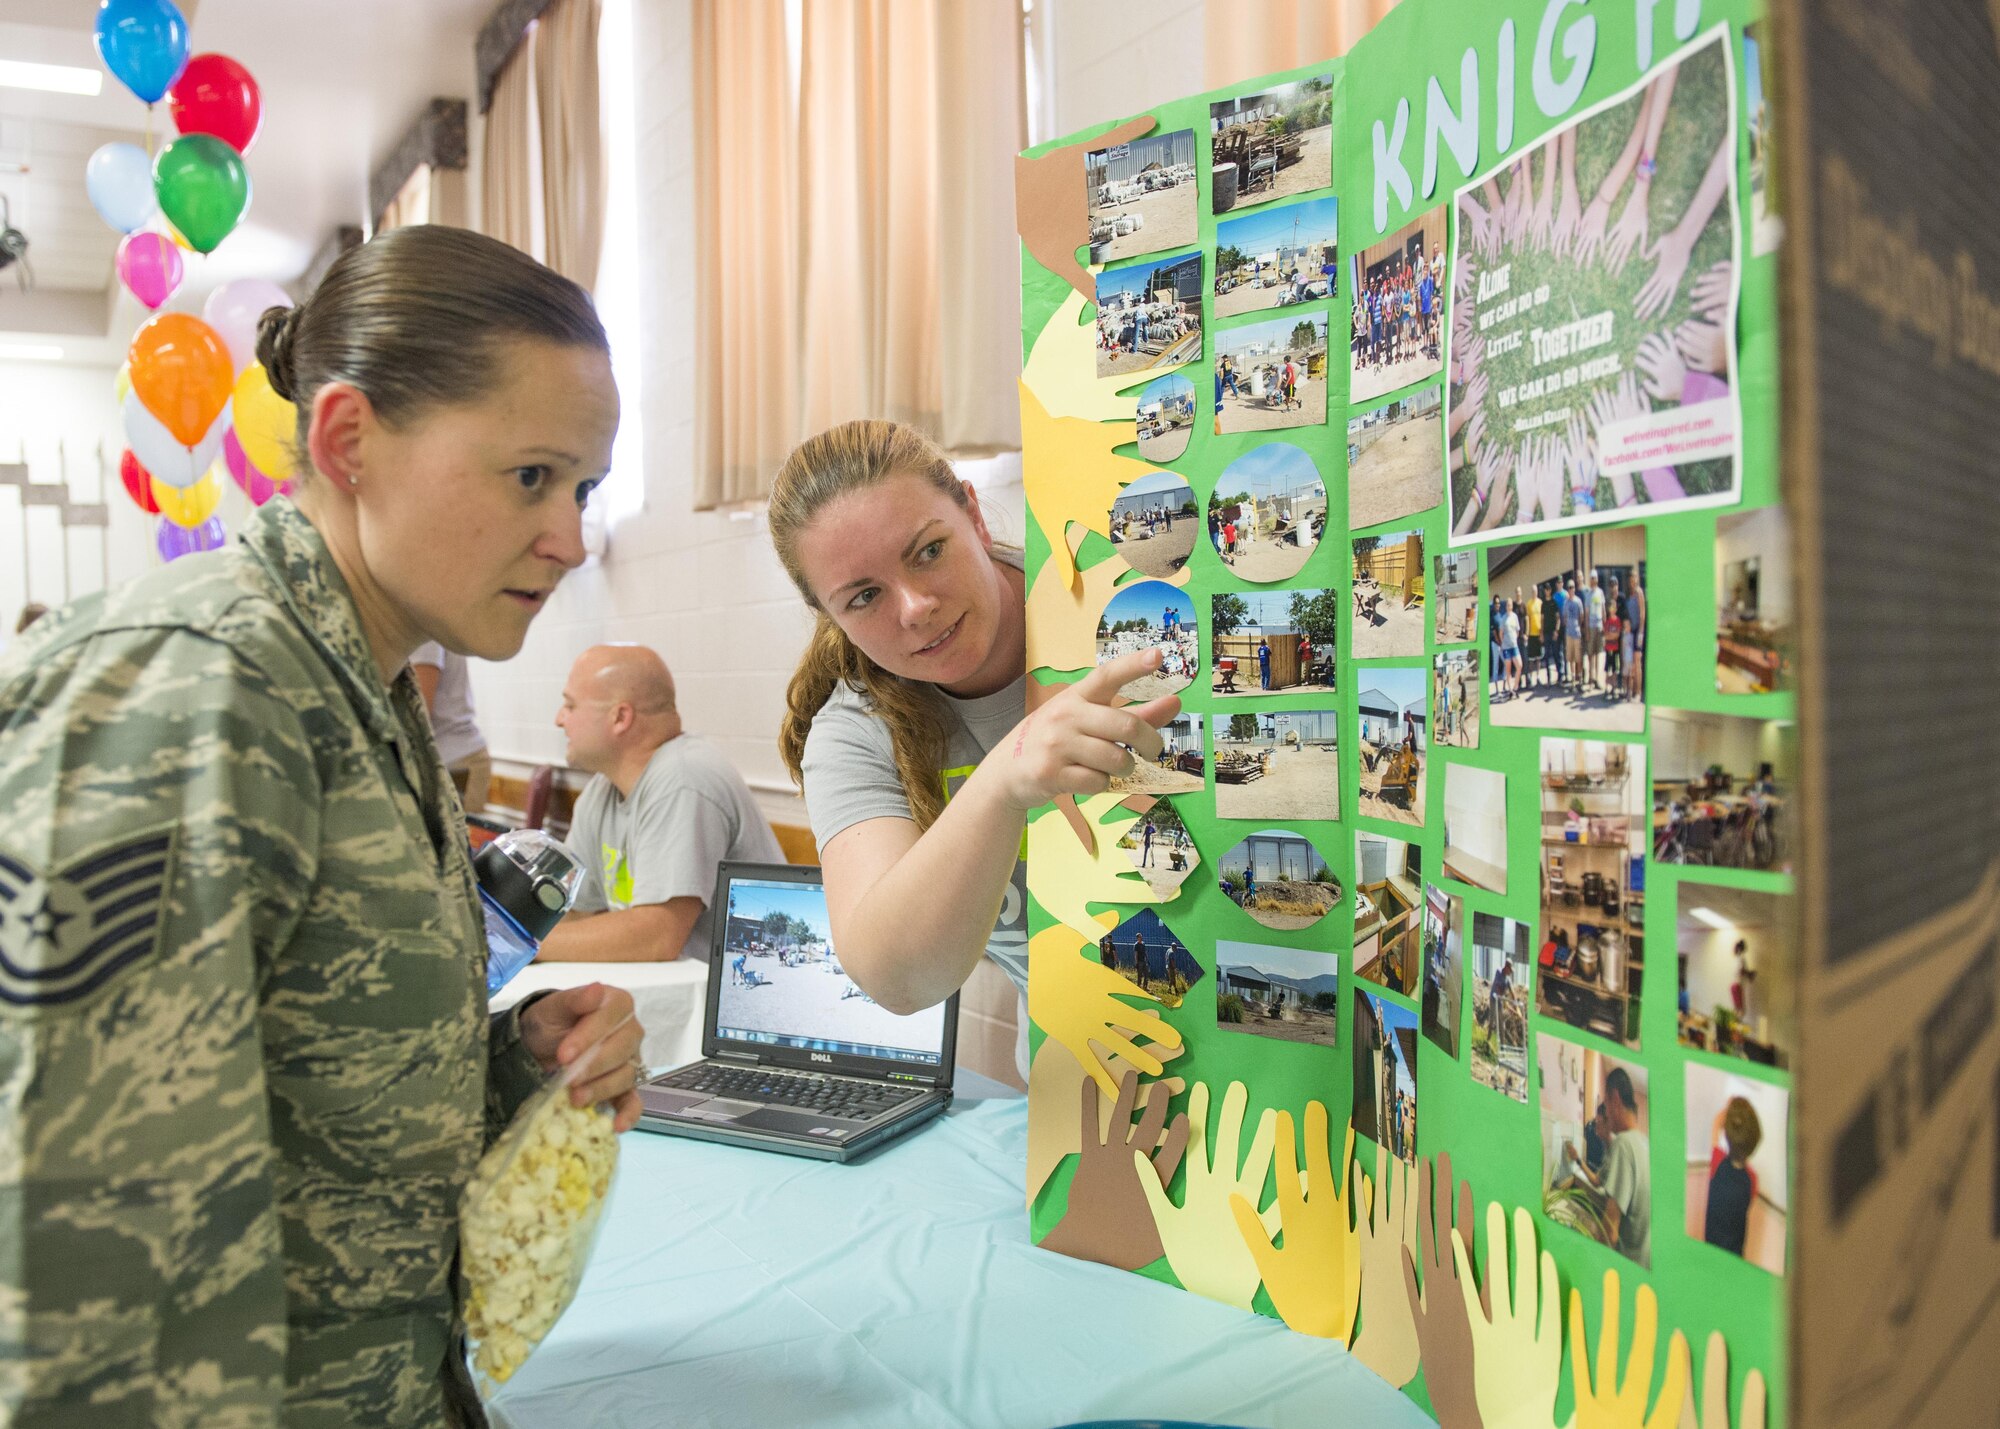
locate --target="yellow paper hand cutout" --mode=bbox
[1227,1102,1361,1342]
[1026,1028,1185,1207]
[1351,1141,1422,1388]
[1028,793,1173,942]
[1678,1331,1766,1429]
[1022,287,1156,423]
[1569,1269,1690,1429]
[1455,1202,1563,1429]
[1134,1080,1280,1311]
[1022,382,1168,592]
[1027,918,1183,1100]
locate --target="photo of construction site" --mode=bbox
[1346,387,1444,530]
[1115,798,1199,899]
[1094,908,1204,1009]
[1135,372,1197,463]
[1354,992,1419,1165]
[1209,74,1334,213]
[1206,443,1325,583]
[1110,711,1205,799]
[1433,549,1478,644]
[1209,587,1337,698]
[1219,828,1342,932]
[1094,251,1204,379]
[1109,471,1197,578]
[1353,831,1422,998]
[1433,649,1480,749]
[1211,709,1339,822]
[1213,194,1338,317]
[1217,940,1340,1049]
[1469,911,1531,1103]
[1085,128,1198,264]
[1095,578,1197,701]
[1213,313,1327,433]
[1351,528,1426,659]
[1420,882,1466,1058]
[1356,667,1427,825]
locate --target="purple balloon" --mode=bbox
[157,514,226,562]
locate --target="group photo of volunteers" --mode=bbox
[0,1,1947,1427]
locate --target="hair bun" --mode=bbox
[255,304,306,402]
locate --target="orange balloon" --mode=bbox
[129,313,233,446]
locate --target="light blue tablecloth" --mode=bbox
[489,1081,1433,1429]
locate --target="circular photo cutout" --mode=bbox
[1110,471,1198,578]
[1136,372,1196,462]
[1219,828,1342,931]
[1207,443,1326,583]
[1095,578,1197,702]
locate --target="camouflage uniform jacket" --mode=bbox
[0,498,547,1426]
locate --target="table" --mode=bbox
[488,1090,1433,1429]
[492,959,709,1073]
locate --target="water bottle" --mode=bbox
[475,829,586,996]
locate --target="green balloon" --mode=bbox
[153,134,251,255]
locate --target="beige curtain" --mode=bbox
[482,34,543,260]
[1204,0,1403,86]
[693,0,800,509]
[536,0,604,289]
[377,164,432,232]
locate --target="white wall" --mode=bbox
[1045,0,1207,139]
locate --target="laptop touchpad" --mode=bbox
[737,1107,864,1135]
[683,1098,763,1122]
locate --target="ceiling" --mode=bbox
[0,0,494,364]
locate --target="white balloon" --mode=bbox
[86,142,158,234]
[125,392,231,490]
[202,279,293,375]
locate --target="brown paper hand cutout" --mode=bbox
[1041,1067,1191,1271]
[1014,115,1157,302]
[1401,1151,1485,1429]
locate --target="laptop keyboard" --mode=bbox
[657,1063,925,1120]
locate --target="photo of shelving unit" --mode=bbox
[1536,739,1649,1049]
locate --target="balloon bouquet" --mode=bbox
[87,0,299,562]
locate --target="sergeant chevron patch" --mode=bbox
[0,828,177,1010]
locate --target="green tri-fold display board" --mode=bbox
[1014,1,2000,1424]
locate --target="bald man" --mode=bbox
[539,645,783,963]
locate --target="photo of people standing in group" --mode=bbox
[1095,252,1205,379]
[1349,204,1447,403]
[1095,578,1198,701]
[1484,528,1647,734]
[1095,908,1205,1009]
[1448,32,1740,540]
[1540,1033,1652,1267]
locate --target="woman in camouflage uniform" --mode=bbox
[0,225,643,1427]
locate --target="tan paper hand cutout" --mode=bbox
[1026,1029,1184,1207]
[1351,1141,1422,1388]
[1022,383,1170,592]
[1677,1331,1766,1429]
[1228,1102,1362,1342]
[1041,1068,1192,1271]
[1401,1152,1484,1429]
[1022,287,1163,424]
[1027,793,1174,942]
[1455,1202,1563,1429]
[1569,1269,1690,1429]
[1027,918,1183,1099]
[1134,1080,1280,1310]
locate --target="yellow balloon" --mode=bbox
[153,466,223,529]
[114,361,132,407]
[162,218,195,252]
[232,363,298,478]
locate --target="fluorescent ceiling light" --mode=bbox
[1687,906,1735,931]
[0,60,104,96]
[0,343,65,361]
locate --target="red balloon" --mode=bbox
[167,53,262,155]
[120,449,162,514]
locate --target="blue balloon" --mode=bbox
[85,141,157,233]
[93,0,190,105]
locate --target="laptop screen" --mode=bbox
[714,875,949,1067]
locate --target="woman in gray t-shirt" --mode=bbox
[769,421,1179,1076]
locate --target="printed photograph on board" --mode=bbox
[1210,588,1337,698]
[1219,828,1342,932]
[1433,649,1481,750]
[1206,443,1325,584]
[1355,666,1427,826]
[1095,908,1205,1009]
[1210,75,1334,213]
[1353,832,1422,998]
[1110,711,1205,799]
[1350,203,1448,403]
[1135,372,1198,463]
[1114,798,1199,900]
[1348,387,1444,530]
[1217,940,1340,1048]
[1540,1032,1652,1268]
[1441,762,1508,895]
[1214,194,1339,317]
[1716,506,1793,694]
[1210,709,1340,822]
[1420,882,1466,1058]
[1684,1062,1789,1276]
[1095,252,1205,379]
[1095,578,1198,702]
[1108,471,1198,579]
[1677,884,1793,1069]
[1355,991,1420,1165]
[1651,710,1793,873]
[1214,313,1328,434]
[1351,529,1426,659]
[1448,31,1740,540]
[1537,738,1648,1050]
[1485,527,1647,734]
[1085,128,1199,264]
[1470,911,1532,1102]
[1433,549,1479,644]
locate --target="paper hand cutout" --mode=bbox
[1401,1151,1484,1429]
[1455,1202,1563,1429]
[1569,1269,1690,1429]
[1014,115,1156,303]
[1135,1080,1279,1310]
[1042,1067,1192,1270]
[1028,793,1174,943]
[1022,287,1163,424]
[1351,1142,1422,1388]
[1022,384,1168,592]
[1678,1331,1766,1429]
[1027,918,1183,1099]
[1228,1102,1361,1342]
[1026,1030,1184,1206]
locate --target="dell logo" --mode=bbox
[810,1053,832,1064]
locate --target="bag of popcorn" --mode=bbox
[459,1030,623,1392]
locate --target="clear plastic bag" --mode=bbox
[460,1024,623,1392]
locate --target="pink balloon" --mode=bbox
[222,424,288,504]
[116,231,183,310]
[202,278,292,374]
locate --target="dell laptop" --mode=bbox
[635,861,958,1162]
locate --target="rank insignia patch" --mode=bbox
[0,829,176,1010]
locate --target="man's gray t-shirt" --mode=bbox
[1602,1128,1652,1267]
[567,733,784,961]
